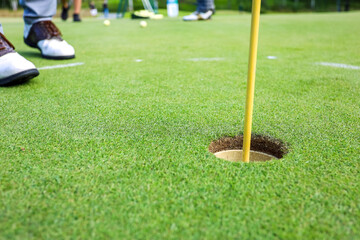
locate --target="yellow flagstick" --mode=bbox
[243,0,262,163]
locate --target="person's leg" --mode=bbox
[196,0,215,12]
[21,0,56,33]
[103,0,109,18]
[74,0,82,14]
[61,0,70,21]
[21,0,75,59]
[0,23,39,86]
[73,0,82,22]
[62,0,69,8]
[89,1,98,16]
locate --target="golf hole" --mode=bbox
[209,135,288,162]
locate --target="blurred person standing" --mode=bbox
[61,0,82,22]
[183,0,215,21]
[103,0,109,18]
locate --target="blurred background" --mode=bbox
[0,0,359,14]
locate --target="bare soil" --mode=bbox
[209,135,288,159]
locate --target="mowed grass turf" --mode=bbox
[1,11,359,239]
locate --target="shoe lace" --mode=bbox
[0,32,15,51]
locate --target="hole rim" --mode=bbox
[209,134,289,160]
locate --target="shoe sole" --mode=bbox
[41,54,75,60]
[24,38,75,60]
[0,69,39,87]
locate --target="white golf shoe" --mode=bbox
[183,10,214,21]
[37,38,75,59]
[24,20,75,60]
[0,33,39,86]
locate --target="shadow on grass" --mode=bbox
[1,78,41,88]
[16,50,42,59]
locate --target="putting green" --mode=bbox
[0,11,359,239]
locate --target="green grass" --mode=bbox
[1,11,360,239]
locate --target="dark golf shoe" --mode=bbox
[73,14,82,22]
[61,6,69,21]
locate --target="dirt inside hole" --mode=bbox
[209,135,288,161]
